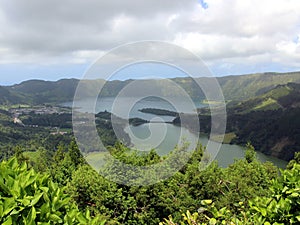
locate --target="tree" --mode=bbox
[245,142,256,163]
[67,141,85,167]
[51,141,85,186]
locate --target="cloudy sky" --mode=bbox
[0,0,300,84]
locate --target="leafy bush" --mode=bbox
[0,157,105,224]
[160,163,300,225]
[249,163,300,224]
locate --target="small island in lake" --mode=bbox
[139,108,179,117]
[129,117,149,126]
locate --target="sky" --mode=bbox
[0,0,300,85]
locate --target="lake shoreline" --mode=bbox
[62,98,288,168]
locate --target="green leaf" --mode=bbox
[49,214,63,223]
[260,208,267,217]
[201,199,212,205]
[2,216,12,225]
[209,218,217,225]
[25,206,37,225]
[31,192,43,206]
[3,198,16,216]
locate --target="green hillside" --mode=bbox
[227,82,300,114]
[218,71,300,101]
[10,79,80,104]
[2,71,300,105]
[0,86,26,105]
[173,82,300,161]
[226,83,300,160]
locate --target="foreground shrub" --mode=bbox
[0,157,105,224]
[160,163,300,225]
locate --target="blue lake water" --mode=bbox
[64,97,287,168]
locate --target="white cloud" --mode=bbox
[276,39,300,55]
[0,0,300,75]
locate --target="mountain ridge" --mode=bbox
[1,71,300,105]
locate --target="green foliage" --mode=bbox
[23,147,53,173]
[0,86,25,105]
[219,72,300,101]
[22,113,73,129]
[249,163,300,224]
[192,82,300,161]
[0,157,105,224]
[245,142,256,163]
[63,141,279,224]
[228,83,300,161]
[66,143,198,224]
[161,163,300,225]
[0,112,73,161]
[184,147,278,213]
[0,139,295,225]
[286,152,300,169]
[50,141,85,186]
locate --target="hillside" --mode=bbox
[0,86,25,105]
[227,82,300,114]
[173,82,300,161]
[10,79,80,104]
[218,71,300,101]
[226,83,300,160]
[2,71,300,105]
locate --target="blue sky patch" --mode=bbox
[293,36,299,44]
[198,0,208,9]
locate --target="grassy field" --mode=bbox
[0,104,31,110]
[253,98,281,111]
[210,132,236,144]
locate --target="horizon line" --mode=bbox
[3,70,300,86]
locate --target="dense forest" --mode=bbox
[1,140,299,224]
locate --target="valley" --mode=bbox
[1,72,299,162]
[0,71,299,225]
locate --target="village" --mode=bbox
[9,105,71,118]
[9,105,71,135]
